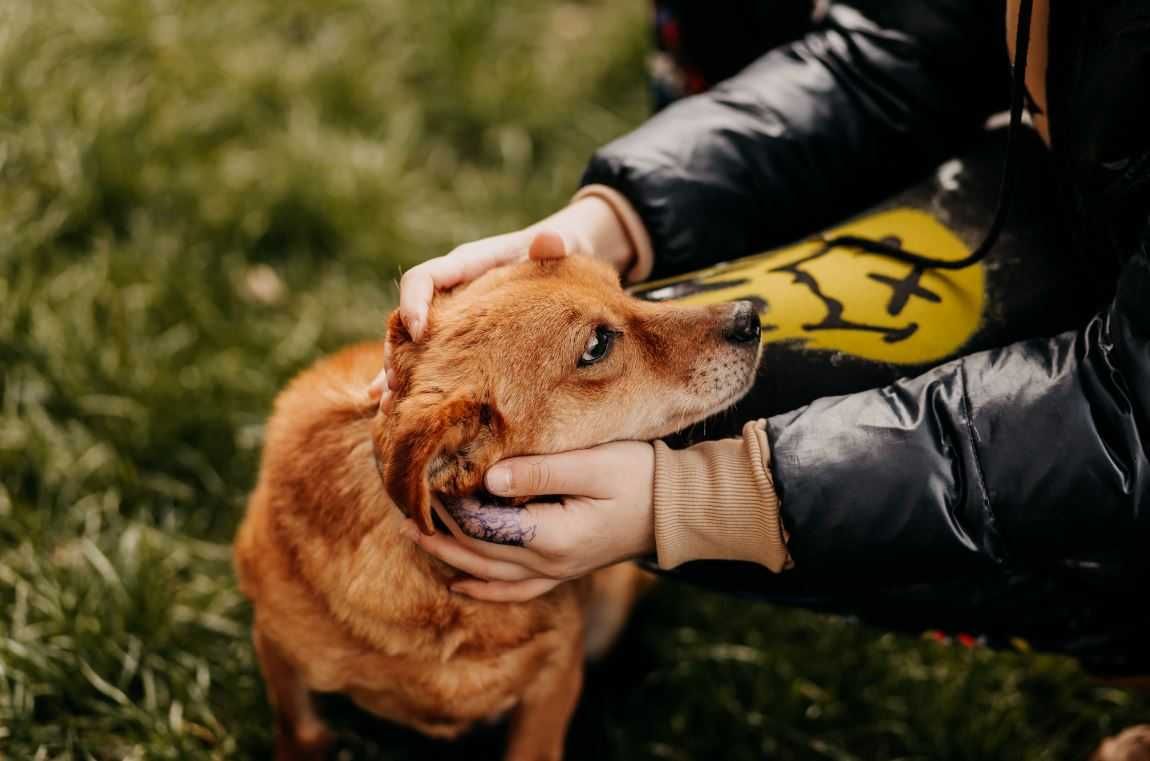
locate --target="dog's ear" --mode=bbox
[377,389,506,535]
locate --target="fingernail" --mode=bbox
[486,466,511,495]
[410,316,424,340]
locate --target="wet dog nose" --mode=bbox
[724,301,761,344]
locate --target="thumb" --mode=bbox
[485,449,613,500]
[527,230,569,261]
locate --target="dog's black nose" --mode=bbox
[724,301,761,344]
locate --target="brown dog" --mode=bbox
[234,254,763,760]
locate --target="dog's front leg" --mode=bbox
[503,641,584,761]
[252,625,335,761]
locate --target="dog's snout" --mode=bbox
[724,301,761,344]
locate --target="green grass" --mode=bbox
[1,0,1146,758]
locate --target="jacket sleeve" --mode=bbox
[767,250,1150,582]
[581,1,1007,280]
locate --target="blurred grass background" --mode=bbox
[1,0,1146,758]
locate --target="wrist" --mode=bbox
[533,188,654,283]
[630,441,658,559]
[534,197,631,274]
[651,421,792,572]
[572,186,655,283]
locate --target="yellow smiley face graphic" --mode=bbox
[637,208,986,365]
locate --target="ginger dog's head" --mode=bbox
[375,255,762,534]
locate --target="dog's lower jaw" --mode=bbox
[643,374,761,442]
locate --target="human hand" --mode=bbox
[400,441,656,602]
[369,197,635,400]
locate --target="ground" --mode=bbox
[1,0,1147,759]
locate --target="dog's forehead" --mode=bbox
[441,256,627,318]
[490,255,620,290]
[450,291,615,338]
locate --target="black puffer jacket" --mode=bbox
[585,0,1150,672]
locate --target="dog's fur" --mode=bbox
[235,255,762,760]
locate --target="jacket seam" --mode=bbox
[958,360,1001,560]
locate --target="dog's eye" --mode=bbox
[579,327,617,367]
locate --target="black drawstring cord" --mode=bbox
[816,0,1036,271]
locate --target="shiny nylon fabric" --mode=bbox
[593,0,1150,672]
[583,2,1007,280]
[764,248,1150,674]
[771,256,1150,578]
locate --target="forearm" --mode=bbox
[769,253,1150,581]
[653,420,790,572]
[529,191,652,283]
[653,252,1150,580]
[583,2,1006,279]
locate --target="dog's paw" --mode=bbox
[1092,725,1150,761]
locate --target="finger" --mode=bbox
[432,500,553,570]
[450,233,531,279]
[381,341,400,391]
[437,499,579,571]
[397,266,435,341]
[450,577,562,603]
[403,522,536,582]
[367,367,390,401]
[527,230,568,261]
[436,497,541,548]
[485,450,617,500]
[397,236,528,341]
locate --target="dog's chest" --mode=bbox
[264,515,586,732]
[340,628,557,738]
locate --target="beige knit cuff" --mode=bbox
[572,184,654,284]
[652,420,792,572]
